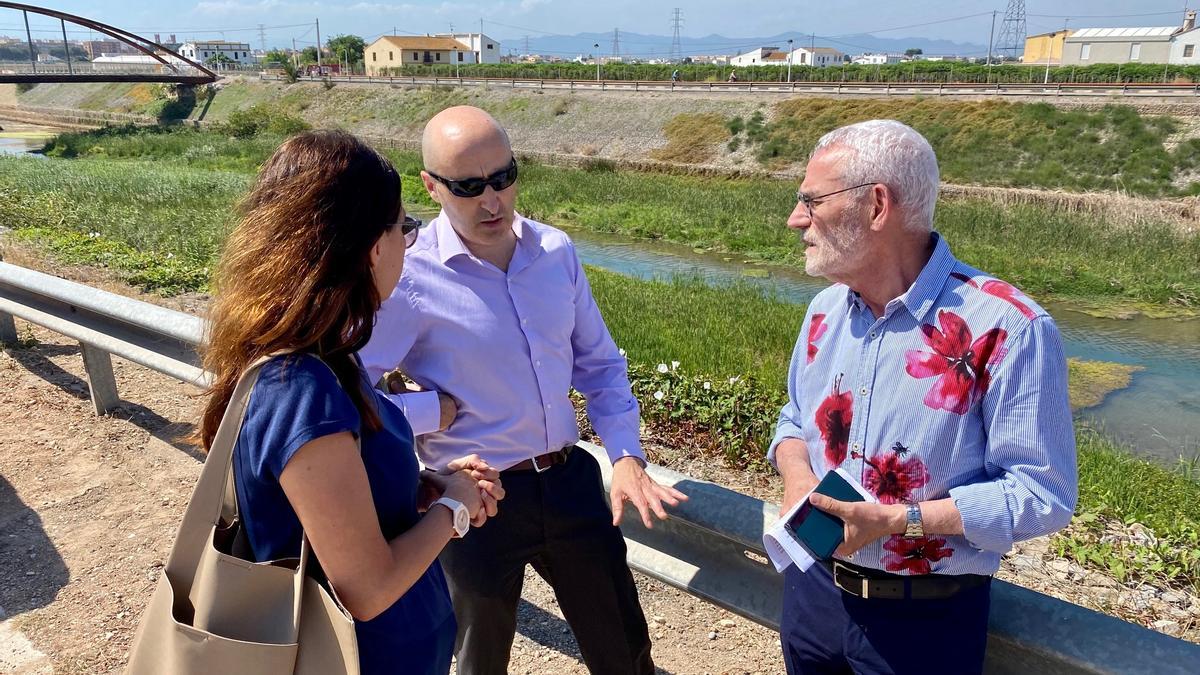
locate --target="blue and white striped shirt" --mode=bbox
[769,233,1077,576]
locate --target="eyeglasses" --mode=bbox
[425,158,519,198]
[795,182,877,219]
[398,214,424,248]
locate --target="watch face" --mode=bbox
[454,507,470,533]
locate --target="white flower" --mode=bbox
[165,252,175,259]
[703,381,711,390]
[728,376,740,384]
[89,231,101,238]
[656,363,669,373]
[618,348,626,357]
[653,390,665,401]
[671,360,680,370]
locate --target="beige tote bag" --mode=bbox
[126,356,359,674]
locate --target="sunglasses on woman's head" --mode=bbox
[425,159,519,198]
[399,214,424,248]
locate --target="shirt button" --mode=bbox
[859,387,868,396]
[852,442,861,452]
[545,403,552,409]
[535,360,542,367]
[870,331,878,339]
[522,318,528,325]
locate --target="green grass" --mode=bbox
[0,156,245,293]
[590,269,801,388]
[650,113,732,163]
[1058,428,1200,590]
[13,126,1200,311]
[740,99,1200,196]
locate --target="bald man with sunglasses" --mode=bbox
[360,106,685,675]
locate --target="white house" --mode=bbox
[435,33,501,64]
[1169,11,1200,64]
[91,53,189,71]
[790,46,844,67]
[178,41,254,65]
[730,47,782,67]
[853,53,902,65]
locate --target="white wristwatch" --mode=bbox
[433,497,470,538]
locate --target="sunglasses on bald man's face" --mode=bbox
[425,158,519,198]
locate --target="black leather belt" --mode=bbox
[823,559,989,600]
[504,445,575,473]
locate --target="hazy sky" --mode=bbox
[4,1,1194,51]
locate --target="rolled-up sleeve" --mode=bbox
[359,281,441,432]
[949,316,1078,554]
[567,251,644,465]
[767,321,809,469]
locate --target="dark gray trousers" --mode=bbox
[438,448,654,675]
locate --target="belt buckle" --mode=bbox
[831,561,869,599]
[532,450,558,473]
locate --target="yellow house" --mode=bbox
[1023,29,1073,65]
[365,36,473,75]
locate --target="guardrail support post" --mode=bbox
[0,311,17,346]
[80,342,120,415]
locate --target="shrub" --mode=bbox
[216,104,310,138]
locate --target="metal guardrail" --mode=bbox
[1,260,1198,673]
[261,73,1200,98]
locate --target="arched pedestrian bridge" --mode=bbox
[0,2,215,85]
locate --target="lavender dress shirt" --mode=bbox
[360,212,644,471]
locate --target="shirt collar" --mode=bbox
[432,211,469,265]
[432,211,541,269]
[842,232,955,324]
[896,232,955,323]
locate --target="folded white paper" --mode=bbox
[763,467,879,573]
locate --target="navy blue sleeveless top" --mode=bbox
[232,354,455,675]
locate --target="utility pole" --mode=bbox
[787,38,793,82]
[292,37,298,68]
[315,18,322,68]
[1044,28,1057,84]
[594,42,601,81]
[523,35,530,54]
[986,9,997,82]
[258,24,267,52]
[612,28,620,60]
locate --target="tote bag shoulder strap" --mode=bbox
[166,353,278,578]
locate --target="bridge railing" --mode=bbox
[1,260,1198,674]
[258,72,1200,97]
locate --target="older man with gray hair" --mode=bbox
[769,119,1077,673]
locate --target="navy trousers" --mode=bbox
[781,561,991,675]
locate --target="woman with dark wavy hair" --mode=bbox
[199,130,503,674]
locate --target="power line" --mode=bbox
[1027,10,1188,19]
[828,12,993,37]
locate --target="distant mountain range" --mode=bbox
[506,31,992,60]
